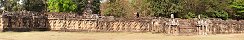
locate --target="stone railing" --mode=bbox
[1,11,244,35]
[46,13,244,35]
[48,17,165,32]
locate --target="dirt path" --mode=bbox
[0,31,243,40]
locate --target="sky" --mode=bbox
[17,0,24,5]
[100,0,108,3]
[0,2,3,10]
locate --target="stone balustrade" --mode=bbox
[0,11,244,35]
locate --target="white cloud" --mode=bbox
[0,7,4,10]
[100,0,108,3]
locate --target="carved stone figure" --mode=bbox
[196,15,208,35]
[166,14,179,35]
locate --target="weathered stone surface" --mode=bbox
[1,11,49,32]
[0,11,244,35]
[40,15,244,35]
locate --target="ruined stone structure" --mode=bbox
[1,11,244,35]
[0,11,49,32]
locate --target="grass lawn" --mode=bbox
[0,31,243,40]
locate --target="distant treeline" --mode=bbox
[0,0,244,20]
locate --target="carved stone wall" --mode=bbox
[46,13,244,34]
[48,17,165,32]
[1,11,49,32]
[0,12,244,35]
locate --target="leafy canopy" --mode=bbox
[48,0,77,12]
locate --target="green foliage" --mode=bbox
[180,0,232,19]
[2,0,25,11]
[202,0,232,20]
[183,12,196,19]
[24,0,46,12]
[130,0,151,17]
[74,0,87,13]
[48,0,77,12]
[130,0,183,17]
[0,0,46,12]
[91,0,101,14]
[101,0,235,19]
[208,10,228,19]
[103,0,129,17]
[230,0,244,19]
[1,0,244,20]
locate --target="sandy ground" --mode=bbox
[0,31,244,40]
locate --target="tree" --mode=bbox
[1,0,25,11]
[130,0,151,17]
[24,0,46,12]
[130,0,183,17]
[203,0,232,20]
[0,0,4,10]
[179,0,232,19]
[231,0,244,19]
[102,0,131,17]
[0,0,47,12]
[74,0,88,13]
[91,0,100,14]
[47,0,77,12]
